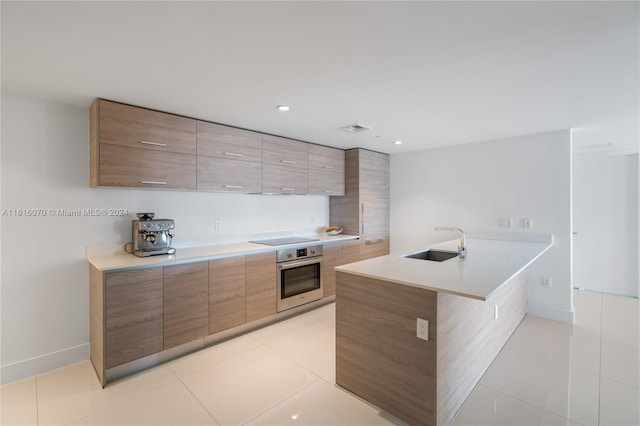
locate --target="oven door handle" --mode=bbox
[277,257,323,270]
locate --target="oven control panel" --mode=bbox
[277,244,323,262]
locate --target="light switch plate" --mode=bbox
[417,318,429,341]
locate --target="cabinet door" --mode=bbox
[163,262,209,349]
[308,168,345,196]
[360,150,390,236]
[209,256,246,334]
[322,243,343,297]
[263,164,309,195]
[246,252,276,322]
[342,239,361,265]
[196,121,263,162]
[99,144,196,189]
[98,100,196,155]
[105,268,163,369]
[359,234,390,260]
[262,135,309,168]
[309,145,345,174]
[197,156,262,193]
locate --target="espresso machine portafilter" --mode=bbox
[130,212,176,257]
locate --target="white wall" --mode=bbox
[390,130,573,323]
[0,93,329,384]
[573,154,639,297]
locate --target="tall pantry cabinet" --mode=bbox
[330,149,390,260]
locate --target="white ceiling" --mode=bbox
[2,1,638,155]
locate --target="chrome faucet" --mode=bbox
[434,226,466,258]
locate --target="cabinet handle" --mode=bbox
[323,190,335,193]
[280,160,296,164]
[140,180,168,185]
[223,185,243,189]
[365,238,384,245]
[223,152,243,157]
[280,188,296,191]
[323,165,336,169]
[139,140,167,147]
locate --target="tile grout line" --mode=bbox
[176,375,222,426]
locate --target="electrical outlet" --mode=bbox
[416,318,429,341]
[541,277,552,288]
[521,218,533,229]
[215,220,222,231]
[499,218,513,228]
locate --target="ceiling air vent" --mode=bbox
[339,123,372,133]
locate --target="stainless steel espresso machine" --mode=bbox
[130,213,176,257]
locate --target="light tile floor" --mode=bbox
[1,290,638,425]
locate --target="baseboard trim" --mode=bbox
[526,303,574,324]
[0,343,89,385]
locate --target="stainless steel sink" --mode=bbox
[403,249,459,262]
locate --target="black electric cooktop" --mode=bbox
[249,237,320,246]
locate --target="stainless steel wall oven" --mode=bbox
[276,244,323,312]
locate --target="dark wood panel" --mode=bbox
[336,272,437,426]
[197,156,262,193]
[246,251,276,322]
[98,99,196,155]
[99,144,196,189]
[196,121,263,162]
[163,262,209,349]
[209,256,246,334]
[329,149,360,235]
[105,268,164,369]
[322,243,342,297]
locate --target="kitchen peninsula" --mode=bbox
[334,236,552,426]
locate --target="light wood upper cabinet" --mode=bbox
[196,121,263,162]
[96,100,197,155]
[99,144,197,189]
[262,135,310,194]
[197,156,263,193]
[309,145,345,196]
[246,251,276,322]
[104,268,164,369]
[262,135,309,168]
[90,99,197,189]
[209,256,247,334]
[163,262,209,350]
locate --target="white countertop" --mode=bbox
[335,237,552,301]
[87,234,358,272]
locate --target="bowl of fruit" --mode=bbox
[325,225,343,236]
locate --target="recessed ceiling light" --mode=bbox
[277,105,290,111]
[394,140,403,145]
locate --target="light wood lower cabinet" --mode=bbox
[342,239,361,264]
[209,256,247,334]
[105,268,164,369]
[322,243,343,298]
[246,252,277,322]
[359,234,390,261]
[163,262,209,349]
